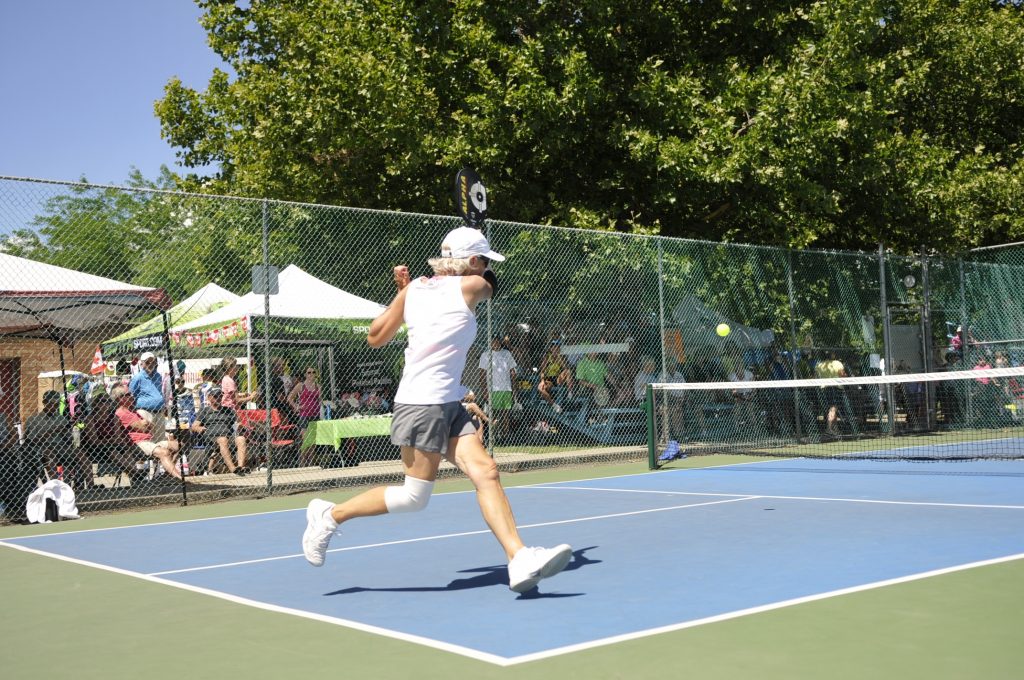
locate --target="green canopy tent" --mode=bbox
[100,282,241,361]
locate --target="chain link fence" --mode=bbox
[1,175,1022,521]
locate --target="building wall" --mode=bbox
[0,339,93,424]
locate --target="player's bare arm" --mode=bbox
[367,275,410,348]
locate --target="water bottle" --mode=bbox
[181,453,191,477]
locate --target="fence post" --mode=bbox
[879,243,895,434]
[656,239,666,377]
[786,249,802,438]
[958,256,972,422]
[262,199,273,493]
[921,246,934,430]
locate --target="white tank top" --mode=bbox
[394,276,476,405]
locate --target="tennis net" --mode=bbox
[646,366,1024,466]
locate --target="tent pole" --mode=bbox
[329,345,337,410]
[246,328,253,395]
[57,341,71,423]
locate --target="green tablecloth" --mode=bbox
[302,415,393,450]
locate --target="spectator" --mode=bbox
[130,352,168,442]
[26,390,92,486]
[66,374,88,421]
[289,366,322,465]
[814,351,847,435]
[604,353,633,407]
[191,387,249,475]
[575,351,609,405]
[632,356,659,404]
[478,336,518,440]
[266,357,292,420]
[540,340,574,395]
[174,376,197,426]
[194,368,214,408]
[218,357,256,410]
[536,373,562,413]
[111,385,181,480]
[660,358,701,439]
[81,392,139,481]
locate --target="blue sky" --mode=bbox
[0,1,228,184]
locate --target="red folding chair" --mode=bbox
[236,409,299,468]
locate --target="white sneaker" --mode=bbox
[302,498,338,567]
[507,544,573,593]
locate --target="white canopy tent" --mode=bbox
[170,265,385,333]
[168,265,388,402]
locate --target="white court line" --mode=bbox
[502,551,1024,666]
[528,485,1024,510]
[0,540,507,666]
[149,495,758,576]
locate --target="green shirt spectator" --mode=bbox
[576,354,608,388]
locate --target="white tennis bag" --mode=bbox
[25,479,80,523]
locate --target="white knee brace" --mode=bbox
[384,476,434,513]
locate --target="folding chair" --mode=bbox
[236,409,300,468]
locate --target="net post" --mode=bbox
[645,384,656,469]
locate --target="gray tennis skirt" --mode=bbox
[390,401,477,455]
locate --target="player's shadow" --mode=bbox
[324,546,600,599]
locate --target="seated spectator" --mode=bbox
[81,392,141,480]
[575,351,609,405]
[174,376,197,425]
[192,387,249,476]
[111,385,181,480]
[632,357,659,404]
[218,357,257,409]
[540,340,574,394]
[130,351,168,439]
[196,368,216,408]
[536,374,563,413]
[604,353,633,407]
[26,389,93,487]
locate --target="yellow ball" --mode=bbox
[716,323,731,337]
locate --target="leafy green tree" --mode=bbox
[158,0,1024,253]
[0,167,257,301]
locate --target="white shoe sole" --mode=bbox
[303,501,330,567]
[509,544,573,593]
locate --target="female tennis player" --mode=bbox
[302,226,572,593]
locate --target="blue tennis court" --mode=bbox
[3,457,1023,665]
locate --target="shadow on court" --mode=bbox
[324,546,600,598]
